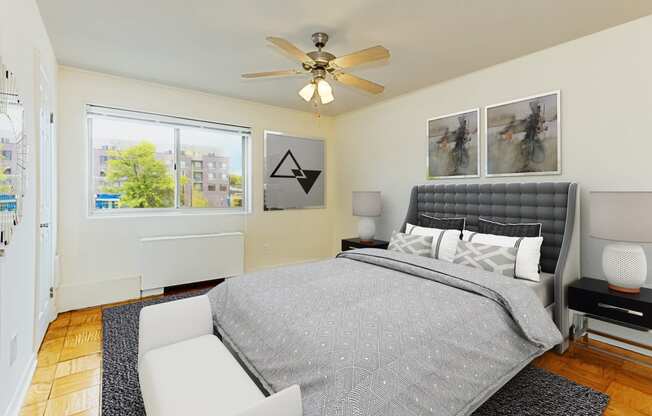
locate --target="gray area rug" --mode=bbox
[102,292,609,416]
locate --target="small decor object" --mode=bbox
[485,91,560,176]
[0,57,26,253]
[352,191,382,242]
[590,190,652,293]
[427,109,479,178]
[264,131,325,210]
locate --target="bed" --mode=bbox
[399,182,579,347]
[207,182,579,416]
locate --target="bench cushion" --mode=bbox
[139,334,264,416]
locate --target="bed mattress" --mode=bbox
[522,272,555,307]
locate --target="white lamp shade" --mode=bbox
[353,191,381,217]
[298,82,316,102]
[590,191,652,242]
[317,79,334,104]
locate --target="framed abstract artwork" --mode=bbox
[264,131,325,210]
[426,108,480,179]
[485,91,561,177]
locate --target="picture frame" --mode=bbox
[426,108,480,179]
[263,131,325,211]
[484,91,561,177]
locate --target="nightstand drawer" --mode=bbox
[568,285,652,330]
[341,238,389,251]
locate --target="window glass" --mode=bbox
[88,106,248,213]
[179,127,244,209]
[91,117,175,209]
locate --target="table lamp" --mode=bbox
[590,190,652,293]
[352,191,382,242]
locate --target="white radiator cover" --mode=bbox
[140,232,244,291]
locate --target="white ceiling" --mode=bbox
[37,0,652,116]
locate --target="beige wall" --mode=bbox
[335,15,652,287]
[57,67,336,310]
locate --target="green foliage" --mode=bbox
[229,174,242,188]
[102,141,174,208]
[192,191,209,208]
[179,174,209,208]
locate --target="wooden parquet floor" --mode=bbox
[20,299,652,415]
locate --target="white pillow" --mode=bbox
[462,230,543,282]
[405,223,460,262]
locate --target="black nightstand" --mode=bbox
[341,238,389,251]
[568,277,652,364]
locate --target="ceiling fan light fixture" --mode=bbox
[298,82,316,102]
[244,33,388,107]
[317,79,334,104]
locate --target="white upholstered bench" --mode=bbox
[138,295,302,416]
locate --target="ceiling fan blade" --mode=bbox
[241,69,304,79]
[333,73,384,94]
[266,37,315,65]
[329,46,390,70]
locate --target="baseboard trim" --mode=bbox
[246,257,328,273]
[56,275,141,312]
[3,353,36,416]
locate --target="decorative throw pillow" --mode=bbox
[462,230,543,282]
[479,218,542,237]
[453,240,517,278]
[388,231,433,257]
[418,214,466,232]
[405,223,460,262]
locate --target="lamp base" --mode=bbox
[602,243,647,294]
[608,284,641,294]
[357,217,376,242]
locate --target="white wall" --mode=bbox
[57,67,337,311]
[335,15,652,284]
[0,0,57,415]
[334,15,652,349]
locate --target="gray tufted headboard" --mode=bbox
[400,182,579,353]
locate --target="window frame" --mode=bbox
[86,105,251,217]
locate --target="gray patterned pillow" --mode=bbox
[453,240,517,278]
[388,232,433,257]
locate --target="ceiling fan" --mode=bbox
[242,32,390,105]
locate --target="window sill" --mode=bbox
[88,208,250,219]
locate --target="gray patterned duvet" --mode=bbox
[207,248,562,416]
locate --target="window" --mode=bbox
[87,105,250,213]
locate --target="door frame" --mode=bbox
[33,55,57,347]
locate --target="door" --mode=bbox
[35,66,55,345]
